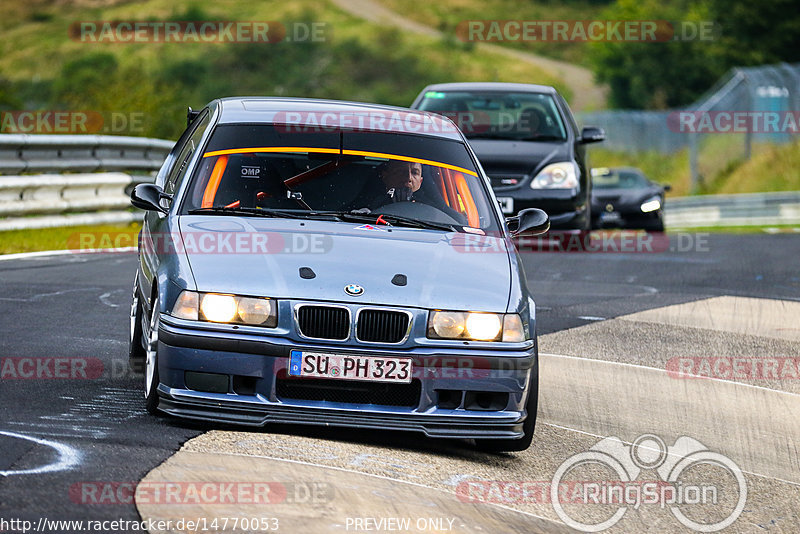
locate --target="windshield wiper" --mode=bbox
[187,207,338,221]
[466,133,511,140]
[335,211,459,232]
[188,208,458,231]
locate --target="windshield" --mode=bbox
[181,125,499,232]
[592,169,650,189]
[416,91,567,142]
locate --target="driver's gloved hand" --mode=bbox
[387,186,413,202]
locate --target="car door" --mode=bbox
[139,109,212,309]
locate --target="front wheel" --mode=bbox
[475,355,539,452]
[128,273,145,374]
[144,295,162,415]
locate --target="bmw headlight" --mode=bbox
[530,162,579,189]
[171,290,277,327]
[640,196,662,213]
[427,311,528,342]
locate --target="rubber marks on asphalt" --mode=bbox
[618,295,800,341]
[538,295,800,484]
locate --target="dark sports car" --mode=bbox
[411,82,604,231]
[591,167,671,231]
[128,97,549,451]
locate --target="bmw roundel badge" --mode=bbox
[345,284,364,296]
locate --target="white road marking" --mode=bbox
[0,248,136,262]
[540,351,800,397]
[0,430,81,477]
[99,290,123,308]
[0,287,101,302]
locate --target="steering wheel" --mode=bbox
[376,200,465,226]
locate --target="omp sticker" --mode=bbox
[241,166,261,178]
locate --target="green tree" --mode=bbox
[709,0,800,65]
[589,0,725,109]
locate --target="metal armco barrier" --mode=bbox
[0,134,173,174]
[0,173,133,216]
[0,135,798,231]
[665,191,800,228]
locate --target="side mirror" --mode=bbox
[187,106,200,127]
[579,126,605,144]
[663,184,672,192]
[131,183,170,214]
[507,208,550,237]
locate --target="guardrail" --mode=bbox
[0,134,798,231]
[665,191,800,228]
[0,134,171,231]
[0,134,173,174]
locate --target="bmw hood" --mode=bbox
[178,216,513,312]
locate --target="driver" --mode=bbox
[352,159,468,226]
[353,160,426,211]
[379,160,423,203]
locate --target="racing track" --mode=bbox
[0,233,798,532]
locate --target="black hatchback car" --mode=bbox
[411,82,604,231]
[590,167,671,231]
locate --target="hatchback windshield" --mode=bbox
[181,125,499,232]
[416,91,567,142]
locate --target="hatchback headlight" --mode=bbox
[531,162,579,189]
[427,311,528,342]
[172,290,277,327]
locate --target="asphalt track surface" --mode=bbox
[0,233,798,532]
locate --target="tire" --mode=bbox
[144,294,162,415]
[475,352,539,452]
[128,273,146,374]
[645,215,665,233]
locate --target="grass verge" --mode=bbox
[0,222,141,255]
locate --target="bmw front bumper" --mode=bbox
[155,315,537,440]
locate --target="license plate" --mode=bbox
[497,197,514,214]
[600,211,622,223]
[288,350,412,383]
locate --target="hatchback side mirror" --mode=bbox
[131,183,170,214]
[507,208,550,237]
[663,184,672,192]
[579,126,605,144]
